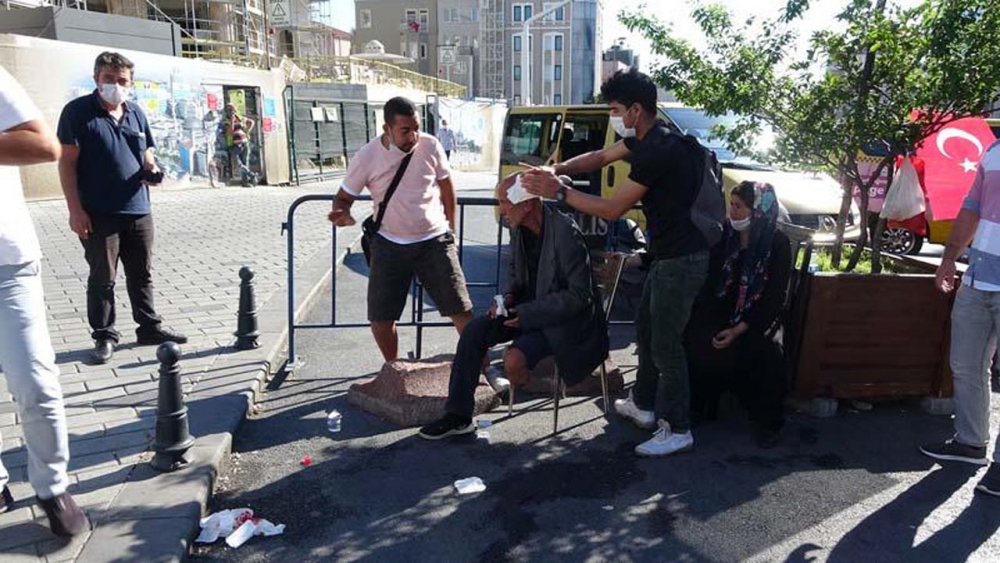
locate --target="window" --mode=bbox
[405,9,417,24]
[419,9,429,25]
[554,35,563,51]
[514,65,522,81]
[524,4,533,19]
[553,94,562,105]
[554,64,562,80]
[420,43,427,59]
[409,42,419,60]
[513,95,522,106]
[443,8,451,22]
[471,7,478,22]
[513,35,522,52]
[544,2,565,21]
[360,9,372,28]
[513,5,522,21]
[502,113,561,165]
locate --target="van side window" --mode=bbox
[502,113,560,166]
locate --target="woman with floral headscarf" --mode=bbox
[684,181,792,448]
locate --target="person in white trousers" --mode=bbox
[0,65,89,536]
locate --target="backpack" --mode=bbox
[676,132,725,248]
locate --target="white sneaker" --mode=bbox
[613,391,656,429]
[635,420,694,457]
[483,365,511,394]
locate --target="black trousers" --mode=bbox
[81,213,162,342]
[685,306,787,431]
[445,315,522,419]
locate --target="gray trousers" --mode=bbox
[0,262,70,499]
[950,284,1000,462]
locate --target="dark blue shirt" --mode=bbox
[57,92,154,215]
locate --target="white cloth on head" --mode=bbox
[506,175,540,205]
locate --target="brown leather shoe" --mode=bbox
[37,493,89,537]
[0,486,13,513]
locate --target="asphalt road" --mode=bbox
[190,182,1000,563]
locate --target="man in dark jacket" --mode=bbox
[419,175,608,439]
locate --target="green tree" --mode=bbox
[623,0,1000,271]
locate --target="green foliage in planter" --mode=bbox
[798,246,925,274]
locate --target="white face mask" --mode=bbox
[389,140,416,156]
[610,115,636,139]
[730,216,752,232]
[98,83,129,106]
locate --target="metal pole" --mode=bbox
[340,102,349,166]
[285,204,296,370]
[331,223,337,325]
[495,212,503,290]
[458,203,466,264]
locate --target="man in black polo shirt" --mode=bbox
[57,52,186,364]
[522,69,710,457]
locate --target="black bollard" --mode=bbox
[234,266,260,350]
[151,342,196,471]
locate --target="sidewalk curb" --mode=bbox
[74,228,362,563]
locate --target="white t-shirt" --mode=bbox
[0,66,43,266]
[341,133,452,245]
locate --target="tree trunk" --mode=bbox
[871,164,895,273]
[846,182,870,272]
[872,217,887,274]
[831,175,854,269]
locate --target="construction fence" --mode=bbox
[285,88,507,184]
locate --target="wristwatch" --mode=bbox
[556,184,568,202]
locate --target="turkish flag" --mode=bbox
[915,116,996,221]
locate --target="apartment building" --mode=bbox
[437,0,479,97]
[354,0,439,78]
[502,0,602,106]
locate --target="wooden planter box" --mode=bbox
[789,266,955,400]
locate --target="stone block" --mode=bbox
[518,358,624,397]
[348,360,501,427]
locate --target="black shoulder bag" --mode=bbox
[361,152,414,266]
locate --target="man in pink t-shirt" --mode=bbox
[329,97,472,361]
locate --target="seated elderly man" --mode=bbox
[419,175,609,439]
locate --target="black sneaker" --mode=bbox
[975,463,1000,497]
[136,327,188,346]
[920,438,988,466]
[419,413,475,440]
[37,492,90,537]
[0,486,14,513]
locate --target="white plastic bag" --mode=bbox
[879,158,925,221]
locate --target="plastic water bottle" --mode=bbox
[326,410,342,433]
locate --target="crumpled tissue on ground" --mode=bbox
[196,508,286,548]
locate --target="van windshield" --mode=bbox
[659,107,773,169]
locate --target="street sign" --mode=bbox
[270,0,290,27]
[439,45,456,65]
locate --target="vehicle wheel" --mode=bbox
[881,227,923,255]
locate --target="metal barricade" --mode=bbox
[281,194,506,373]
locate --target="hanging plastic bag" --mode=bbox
[879,157,925,221]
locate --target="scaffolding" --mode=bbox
[479,0,504,100]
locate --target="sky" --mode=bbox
[328,0,924,68]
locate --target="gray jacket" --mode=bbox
[506,205,608,385]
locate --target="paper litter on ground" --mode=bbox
[196,508,286,548]
[454,477,487,494]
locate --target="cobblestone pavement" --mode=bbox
[0,182,352,562]
[0,170,497,562]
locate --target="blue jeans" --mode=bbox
[0,262,70,499]
[950,284,1000,461]
[634,252,710,433]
